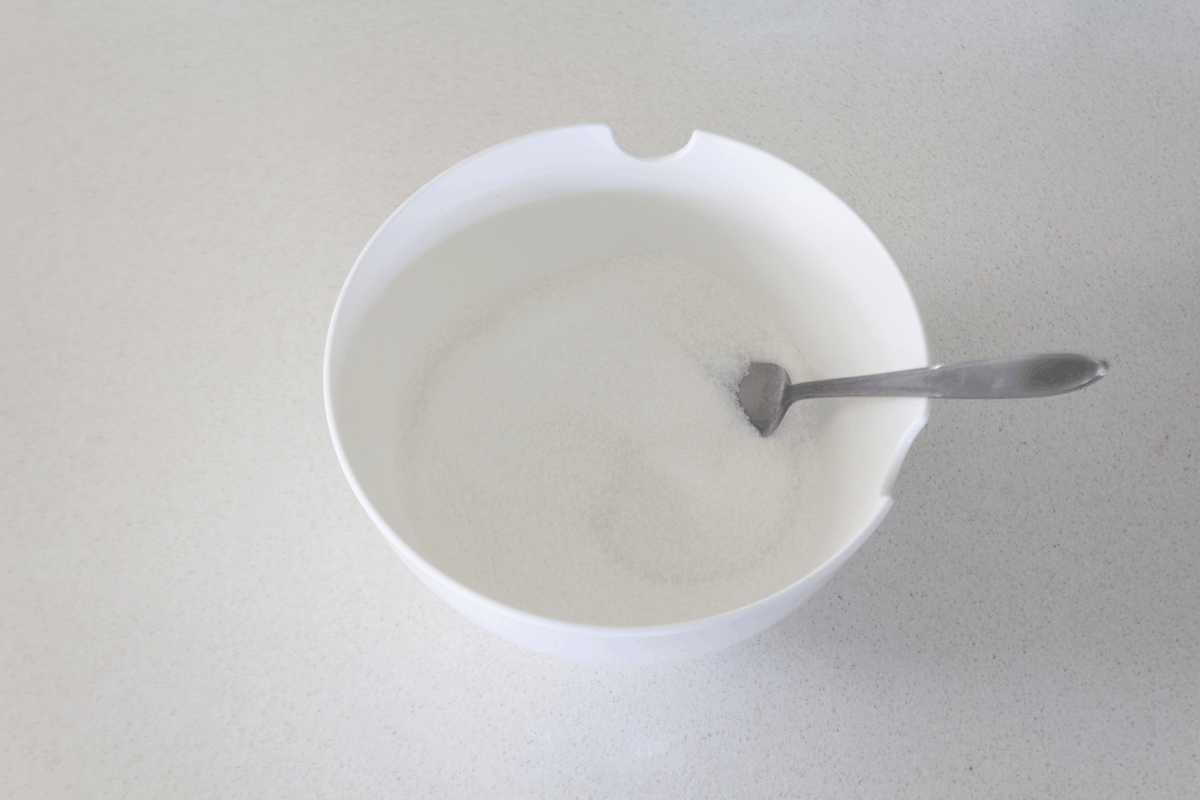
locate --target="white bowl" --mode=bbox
[324,125,928,665]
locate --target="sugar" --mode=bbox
[394,254,824,626]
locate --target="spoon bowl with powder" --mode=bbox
[738,354,1109,436]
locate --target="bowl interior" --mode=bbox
[330,175,927,626]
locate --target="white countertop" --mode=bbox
[3,1,1197,796]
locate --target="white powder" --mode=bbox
[394,255,824,626]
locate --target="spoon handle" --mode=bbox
[784,354,1108,405]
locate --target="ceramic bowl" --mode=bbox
[324,125,928,664]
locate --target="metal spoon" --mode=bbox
[738,353,1108,436]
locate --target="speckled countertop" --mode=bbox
[2,1,1197,797]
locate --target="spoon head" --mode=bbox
[738,362,790,436]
